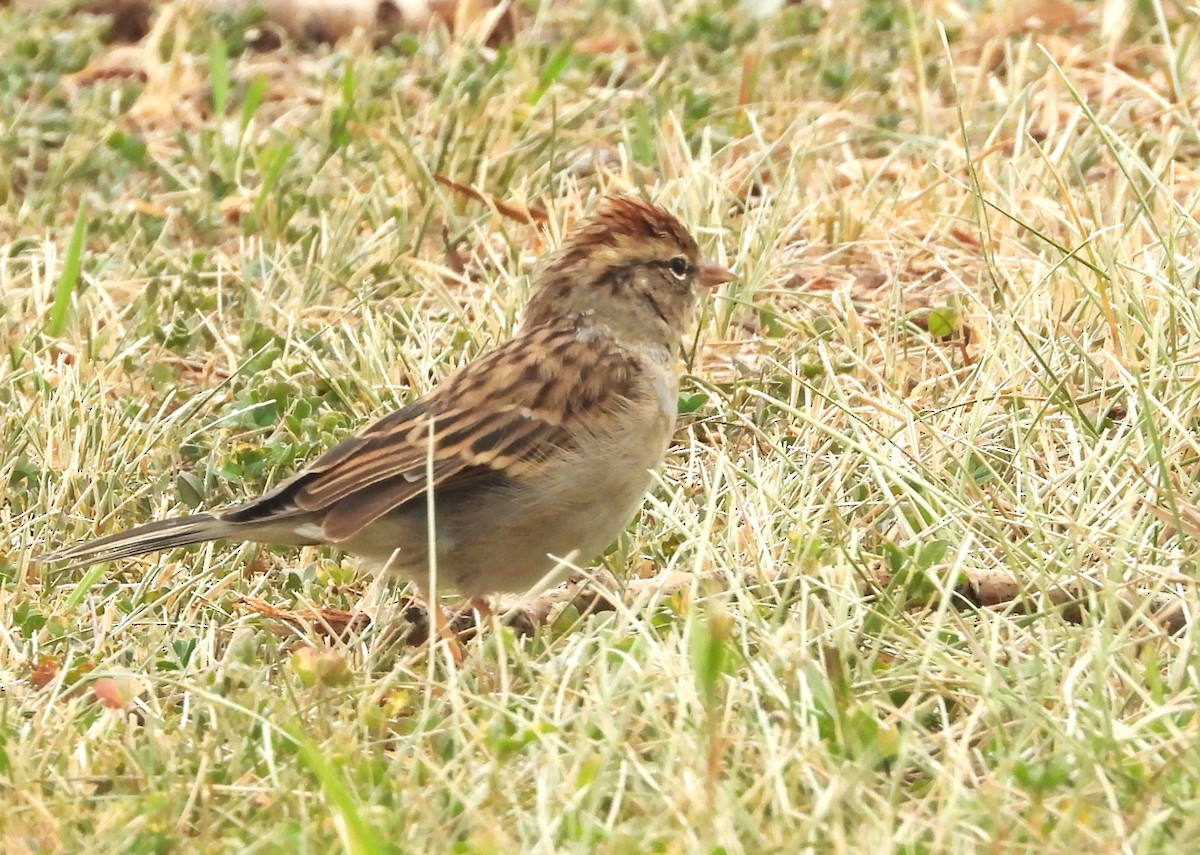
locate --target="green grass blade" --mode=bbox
[45,200,88,338]
[65,562,108,608]
[294,736,389,855]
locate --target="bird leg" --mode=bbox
[468,597,493,623]
[432,601,465,666]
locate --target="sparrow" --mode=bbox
[33,195,734,600]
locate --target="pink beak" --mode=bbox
[698,260,735,289]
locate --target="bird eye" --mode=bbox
[667,256,689,280]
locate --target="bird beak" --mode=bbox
[698,260,735,289]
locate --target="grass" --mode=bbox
[3,0,1200,851]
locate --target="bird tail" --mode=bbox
[31,513,238,570]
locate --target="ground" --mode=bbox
[2,0,1200,852]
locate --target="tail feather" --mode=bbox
[32,514,237,570]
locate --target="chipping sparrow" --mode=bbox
[35,195,734,599]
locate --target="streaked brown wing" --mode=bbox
[219,319,637,541]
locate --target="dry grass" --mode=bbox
[4,0,1200,852]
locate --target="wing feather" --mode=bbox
[219,319,638,541]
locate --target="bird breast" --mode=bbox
[451,343,678,593]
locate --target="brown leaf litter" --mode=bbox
[52,0,518,47]
[238,554,1193,649]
